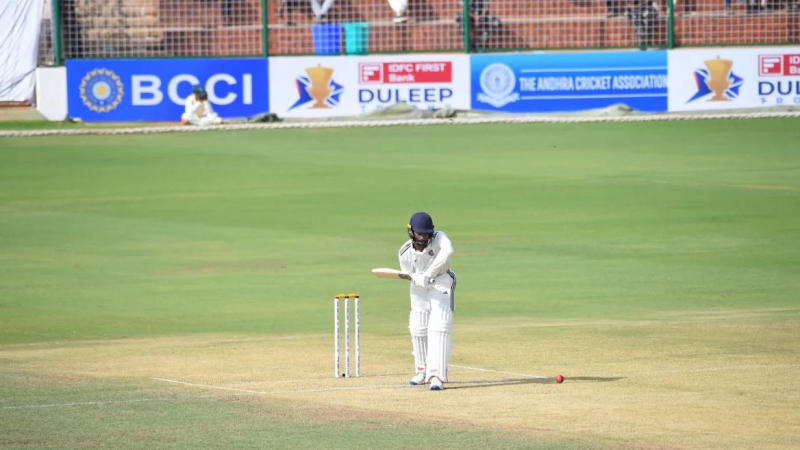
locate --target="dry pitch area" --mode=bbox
[3,310,798,448]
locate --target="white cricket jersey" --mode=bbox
[398,231,455,290]
[183,95,216,120]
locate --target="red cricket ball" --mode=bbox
[555,374,565,384]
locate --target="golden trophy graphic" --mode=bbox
[704,57,733,101]
[306,65,334,108]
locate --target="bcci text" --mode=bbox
[130,73,254,106]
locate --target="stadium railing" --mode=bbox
[37,0,799,64]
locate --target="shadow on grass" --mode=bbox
[447,376,624,390]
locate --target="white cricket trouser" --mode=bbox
[408,275,454,382]
[181,112,222,126]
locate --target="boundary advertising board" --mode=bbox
[668,47,800,111]
[471,51,668,113]
[66,58,269,122]
[269,55,470,118]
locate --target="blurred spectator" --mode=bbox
[221,0,243,25]
[61,0,83,58]
[678,0,697,14]
[456,0,501,50]
[181,86,223,126]
[310,0,336,21]
[627,0,658,49]
[607,0,624,17]
[388,0,409,22]
[279,0,313,26]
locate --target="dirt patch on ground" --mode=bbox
[2,313,799,448]
[0,106,44,121]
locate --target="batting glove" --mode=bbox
[411,273,429,288]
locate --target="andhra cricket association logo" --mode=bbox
[80,68,124,112]
[688,57,744,103]
[477,63,519,108]
[290,65,344,110]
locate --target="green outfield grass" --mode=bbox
[0,119,163,131]
[1,119,799,448]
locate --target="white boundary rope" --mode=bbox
[2,110,799,138]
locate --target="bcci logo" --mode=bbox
[477,63,519,108]
[79,68,124,112]
[290,65,344,110]
[688,57,743,103]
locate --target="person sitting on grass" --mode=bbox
[181,85,222,126]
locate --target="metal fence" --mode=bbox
[39,0,800,64]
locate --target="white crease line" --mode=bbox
[249,372,406,386]
[153,365,553,396]
[153,377,269,394]
[1,398,156,410]
[152,377,413,394]
[282,384,415,393]
[450,364,550,379]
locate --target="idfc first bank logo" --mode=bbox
[759,54,800,76]
[359,61,452,84]
[688,57,743,103]
[357,61,454,105]
[290,65,344,110]
[758,53,800,105]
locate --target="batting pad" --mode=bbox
[425,330,451,382]
[425,306,453,382]
[409,310,429,336]
[409,310,429,372]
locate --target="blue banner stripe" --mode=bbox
[520,66,667,73]
[67,58,269,122]
[520,93,666,100]
[471,51,668,113]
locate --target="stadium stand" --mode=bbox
[35,0,800,62]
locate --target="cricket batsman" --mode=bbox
[399,212,456,391]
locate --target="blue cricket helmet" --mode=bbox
[407,212,435,247]
[192,85,208,100]
[409,212,434,233]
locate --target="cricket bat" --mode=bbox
[371,268,411,280]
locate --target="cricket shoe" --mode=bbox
[408,372,426,386]
[429,376,444,391]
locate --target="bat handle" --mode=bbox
[399,274,411,280]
